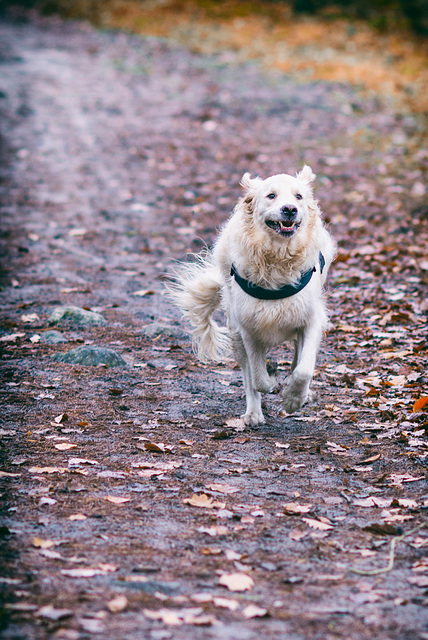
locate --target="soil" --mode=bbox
[0,11,427,640]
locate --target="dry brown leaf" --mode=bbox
[213,597,239,611]
[33,537,65,549]
[359,453,381,464]
[184,494,214,508]
[68,458,98,466]
[107,596,128,613]
[36,605,73,620]
[206,483,240,495]
[61,568,106,578]
[353,496,392,508]
[0,470,20,478]
[29,466,68,474]
[54,442,77,451]
[132,289,155,297]
[275,442,290,449]
[302,517,333,531]
[242,604,268,618]
[144,441,174,453]
[53,413,68,424]
[283,502,312,515]
[218,572,254,592]
[197,525,229,536]
[105,496,131,504]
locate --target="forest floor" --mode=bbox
[0,9,428,640]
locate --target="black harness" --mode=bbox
[230,252,325,301]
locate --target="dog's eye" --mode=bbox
[267,193,276,200]
[295,193,303,200]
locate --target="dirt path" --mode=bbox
[0,13,427,640]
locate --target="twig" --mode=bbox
[349,526,422,576]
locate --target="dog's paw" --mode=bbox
[254,374,278,394]
[242,410,265,426]
[282,373,311,413]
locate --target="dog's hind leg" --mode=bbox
[231,331,265,426]
[283,321,322,413]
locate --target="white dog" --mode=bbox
[170,166,336,426]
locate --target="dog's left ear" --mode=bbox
[240,172,263,191]
[240,173,263,213]
[296,165,316,184]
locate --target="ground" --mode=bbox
[0,10,428,640]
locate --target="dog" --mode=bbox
[169,166,336,426]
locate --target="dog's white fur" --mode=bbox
[170,166,336,425]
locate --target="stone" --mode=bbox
[53,346,126,367]
[48,306,106,327]
[39,330,68,344]
[141,322,189,340]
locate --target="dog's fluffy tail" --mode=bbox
[167,254,231,362]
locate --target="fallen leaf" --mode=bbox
[283,502,312,515]
[302,517,333,531]
[224,417,246,431]
[242,604,268,618]
[206,483,240,495]
[359,453,381,464]
[21,313,39,323]
[28,466,68,474]
[36,605,73,620]
[407,576,428,587]
[107,596,128,613]
[413,397,428,412]
[54,442,77,451]
[144,441,173,453]
[53,413,68,424]
[0,332,25,342]
[61,568,107,578]
[353,496,392,508]
[275,442,290,449]
[213,597,239,611]
[184,494,214,508]
[200,547,222,556]
[197,525,229,536]
[105,496,131,504]
[132,289,155,297]
[68,514,87,521]
[68,458,98,466]
[33,537,65,549]
[218,572,254,592]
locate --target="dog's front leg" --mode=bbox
[231,330,265,426]
[282,321,322,413]
[240,329,277,394]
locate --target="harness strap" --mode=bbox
[230,251,325,301]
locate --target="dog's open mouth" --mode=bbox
[266,220,300,236]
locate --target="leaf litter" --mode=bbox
[0,8,427,640]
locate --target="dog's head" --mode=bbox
[240,166,318,241]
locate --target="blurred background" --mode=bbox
[1,1,427,119]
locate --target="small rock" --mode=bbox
[141,322,189,340]
[40,330,68,344]
[48,306,106,327]
[53,346,126,367]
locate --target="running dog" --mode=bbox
[169,166,336,425]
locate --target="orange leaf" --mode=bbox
[413,397,428,412]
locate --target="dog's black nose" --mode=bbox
[281,204,298,218]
